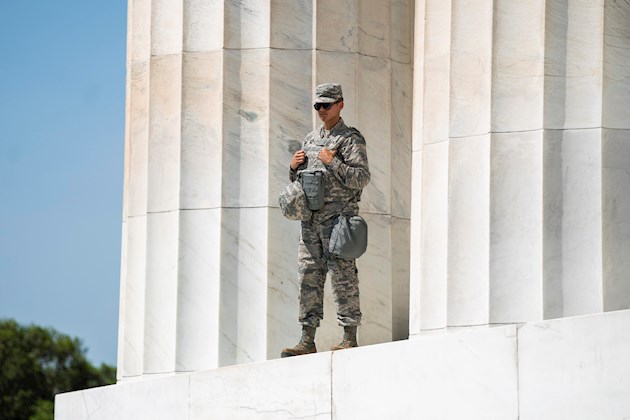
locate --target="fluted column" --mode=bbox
[602,1,630,311]
[118,0,413,380]
[312,0,413,350]
[542,0,605,319]
[175,0,225,372]
[447,0,493,327]
[490,0,546,324]
[410,0,451,332]
[410,0,630,336]
[118,0,150,379]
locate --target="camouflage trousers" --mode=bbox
[298,216,361,328]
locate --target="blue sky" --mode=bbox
[0,2,127,366]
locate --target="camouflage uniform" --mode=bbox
[290,117,370,328]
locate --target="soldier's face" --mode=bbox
[317,100,343,127]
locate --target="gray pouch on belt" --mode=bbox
[329,214,368,259]
[300,171,324,211]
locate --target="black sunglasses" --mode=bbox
[313,101,339,111]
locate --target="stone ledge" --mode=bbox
[56,309,630,419]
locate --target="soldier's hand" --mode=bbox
[318,148,337,165]
[290,150,306,170]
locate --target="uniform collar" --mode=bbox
[319,117,345,137]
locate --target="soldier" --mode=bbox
[281,83,370,357]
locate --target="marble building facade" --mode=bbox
[116,0,630,382]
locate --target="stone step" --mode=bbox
[55,309,630,419]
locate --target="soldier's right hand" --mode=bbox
[290,150,306,170]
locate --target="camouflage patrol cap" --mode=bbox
[278,180,312,221]
[313,83,343,103]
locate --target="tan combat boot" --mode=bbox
[331,326,358,351]
[281,326,317,357]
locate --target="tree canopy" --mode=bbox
[0,319,116,420]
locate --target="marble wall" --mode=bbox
[118,0,630,380]
[410,0,630,336]
[118,0,414,380]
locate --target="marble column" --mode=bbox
[313,0,414,349]
[410,0,630,336]
[118,0,413,380]
[599,0,630,312]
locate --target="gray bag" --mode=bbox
[278,180,312,221]
[301,171,325,211]
[329,215,368,259]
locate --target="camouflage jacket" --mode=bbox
[290,118,370,220]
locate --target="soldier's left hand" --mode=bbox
[319,148,337,165]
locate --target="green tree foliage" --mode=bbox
[0,319,116,420]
